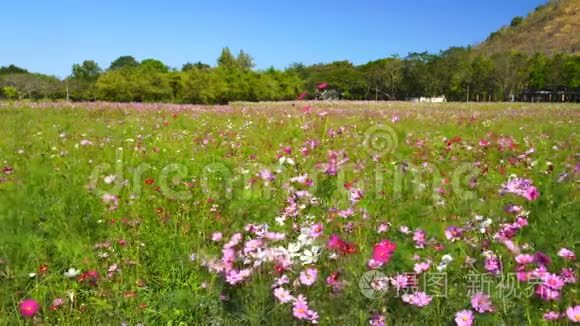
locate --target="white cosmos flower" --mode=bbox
[297,233,313,246]
[300,246,321,265]
[275,216,286,226]
[441,254,453,263]
[104,175,116,184]
[64,268,81,278]
[288,243,302,257]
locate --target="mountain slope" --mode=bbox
[475,0,580,55]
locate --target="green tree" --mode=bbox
[109,56,139,70]
[71,60,102,81]
[237,50,255,70]
[217,47,237,69]
[182,61,210,71]
[0,86,18,99]
[527,53,548,89]
[140,59,169,73]
[492,51,528,100]
[0,65,29,75]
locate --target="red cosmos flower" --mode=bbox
[2,166,14,175]
[372,240,397,264]
[317,82,328,90]
[297,92,308,100]
[144,178,155,185]
[78,270,99,286]
[327,234,358,255]
[38,264,49,274]
[274,263,286,274]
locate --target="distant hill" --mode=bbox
[475,0,580,56]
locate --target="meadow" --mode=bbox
[0,101,578,325]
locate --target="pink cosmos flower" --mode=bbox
[349,187,364,204]
[19,299,40,317]
[445,226,462,242]
[292,295,318,323]
[534,252,552,266]
[224,233,242,249]
[258,169,275,181]
[370,312,386,326]
[557,248,576,260]
[515,254,534,265]
[337,208,354,218]
[542,273,564,290]
[309,223,323,238]
[390,274,409,290]
[500,177,539,201]
[80,139,93,146]
[566,305,580,323]
[455,310,474,326]
[272,275,290,288]
[225,268,251,285]
[413,229,426,248]
[211,232,223,242]
[471,292,495,313]
[326,271,346,294]
[377,223,389,233]
[484,252,501,275]
[502,239,521,254]
[101,193,119,210]
[273,287,294,304]
[560,268,576,284]
[401,291,432,307]
[523,186,539,201]
[414,261,430,274]
[299,268,318,286]
[317,82,328,90]
[535,285,560,301]
[543,311,561,321]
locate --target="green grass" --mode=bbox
[0,101,578,325]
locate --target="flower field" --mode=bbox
[0,101,578,325]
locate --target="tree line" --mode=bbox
[1,47,578,103]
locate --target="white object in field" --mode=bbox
[407,95,447,103]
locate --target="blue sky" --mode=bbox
[0,0,547,78]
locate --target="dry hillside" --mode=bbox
[476,0,580,55]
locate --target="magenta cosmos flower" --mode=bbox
[19,299,40,317]
[372,240,397,264]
